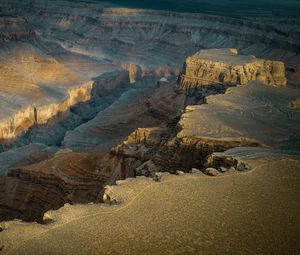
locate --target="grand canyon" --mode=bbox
[0,0,299,254]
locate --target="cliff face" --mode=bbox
[0,152,113,222]
[178,48,287,90]
[0,80,93,142]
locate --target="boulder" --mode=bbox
[203,167,219,176]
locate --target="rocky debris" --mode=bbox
[152,135,254,174]
[206,154,238,170]
[236,161,250,171]
[103,193,112,205]
[205,153,250,173]
[153,172,163,182]
[103,186,119,205]
[203,167,219,176]
[176,170,185,175]
[191,168,201,174]
[135,160,160,177]
[220,167,230,172]
[178,48,287,91]
[290,99,300,110]
[42,213,53,224]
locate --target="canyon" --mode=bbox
[0,0,300,254]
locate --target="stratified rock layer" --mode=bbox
[178,48,287,89]
[0,152,113,222]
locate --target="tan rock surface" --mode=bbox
[0,45,96,142]
[178,82,300,149]
[178,48,287,89]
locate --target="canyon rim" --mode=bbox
[0,1,300,254]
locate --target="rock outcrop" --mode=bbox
[290,99,300,110]
[0,143,58,175]
[0,80,93,142]
[178,48,287,90]
[0,152,114,222]
[112,82,300,176]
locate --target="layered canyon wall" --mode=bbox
[0,81,93,142]
[178,48,287,90]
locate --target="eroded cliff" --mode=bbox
[178,48,287,90]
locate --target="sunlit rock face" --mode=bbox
[0,43,97,142]
[178,48,287,89]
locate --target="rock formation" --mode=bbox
[62,81,185,153]
[178,48,287,90]
[0,143,58,175]
[177,82,300,150]
[0,0,299,229]
[290,99,300,110]
[0,152,114,222]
